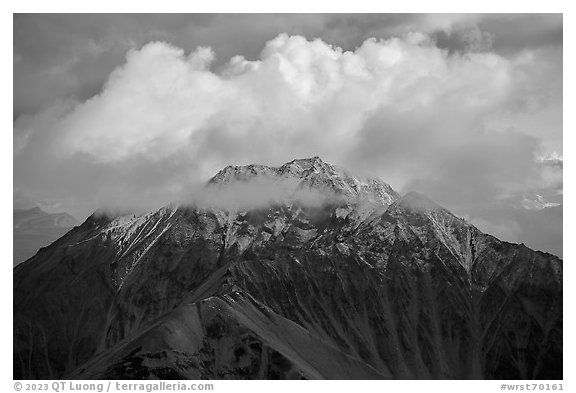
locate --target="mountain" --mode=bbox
[13,207,78,266]
[13,157,562,380]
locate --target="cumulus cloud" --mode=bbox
[19,34,519,164]
[13,33,562,256]
[14,14,562,118]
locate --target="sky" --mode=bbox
[12,14,563,256]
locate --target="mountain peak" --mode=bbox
[286,156,325,168]
[207,157,399,207]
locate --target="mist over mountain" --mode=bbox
[13,157,562,380]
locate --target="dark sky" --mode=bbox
[13,14,563,256]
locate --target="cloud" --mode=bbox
[14,14,562,118]
[185,177,343,212]
[13,33,561,257]
[464,204,563,258]
[32,34,522,167]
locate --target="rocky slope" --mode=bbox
[13,157,562,379]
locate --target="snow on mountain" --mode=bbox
[208,156,399,206]
[13,157,562,380]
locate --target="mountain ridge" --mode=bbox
[208,156,399,207]
[13,157,562,380]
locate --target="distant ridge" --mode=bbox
[13,207,78,266]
